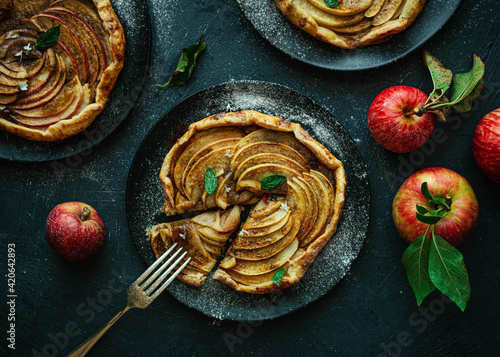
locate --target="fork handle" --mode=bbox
[67,305,132,357]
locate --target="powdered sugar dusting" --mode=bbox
[127,81,369,320]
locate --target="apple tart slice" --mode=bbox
[274,0,426,49]
[0,0,124,141]
[147,206,242,287]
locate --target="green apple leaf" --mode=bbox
[453,79,484,113]
[402,235,435,305]
[424,50,453,94]
[421,182,434,200]
[429,235,470,311]
[416,213,442,225]
[204,167,217,194]
[416,205,429,215]
[158,34,206,87]
[449,54,485,107]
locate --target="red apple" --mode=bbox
[368,86,435,153]
[45,202,106,261]
[473,108,500,183]
[393,167,479,247]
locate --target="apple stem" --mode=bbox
[81,206,91,221]
[413,107,427,117]
[445,195,452,209]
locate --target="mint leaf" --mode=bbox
[449,54,485,107]
[272,268,286,287]
[424,50,453,94]
[35,25,60,48]
[261,175,286,191]
[324,0,341,8]
[402,235,435,305]
[204,167,217,194]
[416,213,442,225]
[429,235,470,311]
[158,34,206,87]
[453,79,484,113]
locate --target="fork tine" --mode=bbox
[149,257,192,300]
[144,251,188,296]
[134,243,178,286]
[138,247,183,290]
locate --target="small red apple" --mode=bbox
[45,202,106,261]
[393,167,479,247]
[368,86,436,153]
[473,108,500,183]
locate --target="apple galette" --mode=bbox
[274,0,426,49]
[147,110,346,294]
[0,0,125,141]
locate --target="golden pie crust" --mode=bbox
[152,110,346,294]
[0,0,125,141]
[274,0,426,49]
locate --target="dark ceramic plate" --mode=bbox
[126,80,370,321]
[237,0,461,70]
[0,0,151,162]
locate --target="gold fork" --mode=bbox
[67,243,190,357]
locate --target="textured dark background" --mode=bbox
[1,0,500,356]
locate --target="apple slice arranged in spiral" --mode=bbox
[32,13,88,84]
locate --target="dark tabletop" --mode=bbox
[1,0,500,356]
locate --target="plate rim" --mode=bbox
[0,0,153,163]
[125,79,371,321]
[236,0,462,71]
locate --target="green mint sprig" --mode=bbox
[272,268,286,287]
[158,34,206,87]
[204,167,217,194]
[261,175,286,191]
[409,50,485,122]
[324,0,341,8]
[402,182,470,311]
[34,25,60,49]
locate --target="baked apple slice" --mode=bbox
[0,92,18,105]
[32,13,88,84]
[42,9,99,86]
[45,7,106,80]
[11,76,79,118]
[232,215,300,261]
[14,83,89,127]
[229,238,298,276]
[50,0,112,62]
[232,214,295,250]
[13,54,65,108]
[234,153,308,180]
[173,128,243,193]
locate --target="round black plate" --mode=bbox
[0,0,151,162]
[126,80,370,321]
[237,0,461,71]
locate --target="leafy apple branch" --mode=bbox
[402,183,470,311]
[409,50,485,123]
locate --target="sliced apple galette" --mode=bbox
[147,110,346,294]
[274,0,426,49]
[0,0,125,141]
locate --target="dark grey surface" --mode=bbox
[126,81,370,321]
[1,0,500,356]
[237,0,461,70]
